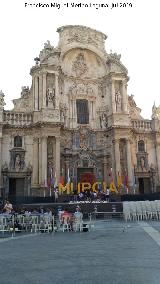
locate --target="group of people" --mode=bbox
[0,201,83,233]
[76,188,110,202]
[57,206,83,231]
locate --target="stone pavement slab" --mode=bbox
[0,220,160,284]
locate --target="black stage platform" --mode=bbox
[14,202,123,214]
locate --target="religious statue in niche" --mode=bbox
[72,53,88,77]
[60,111,65,123]
[100,113,108,129]
[46,88,55,108]
[115,90,122,111]
[15,154,21,172]
[140,156,145,171]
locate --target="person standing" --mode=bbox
[106,188,110,202]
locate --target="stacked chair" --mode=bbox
[123,200,160,222]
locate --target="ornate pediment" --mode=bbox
[106,52,128,74]
[13,86,32,112]
[128,95,143,119]
[152,103,160,120]
[57,25,107,53]
[39,41,55,62]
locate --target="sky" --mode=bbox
[0,0,160,118]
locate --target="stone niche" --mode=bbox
[61,49,106,78]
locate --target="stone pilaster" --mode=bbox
[41,136,47,185]
[103,156,108,184]
[39,138,42,185]
[39,74,43,109]
[32,137,39,186]
[111,80,116,113]
[55,137,60,183]
[121,80,128,112]
[0,137,2,191]
[55,74,59,109]
[126,139,133,186]
[114,139,121,177]
[155,141,160,184]
[73,100,77,127]
[42,72,47,108]
[34,76,39,110]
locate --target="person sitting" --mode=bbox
[78,192,84,201]
[61,209,73,231]
[4,200,13,214]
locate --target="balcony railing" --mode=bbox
[131,119,152,131]
[3,111,33,125]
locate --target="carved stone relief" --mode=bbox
[68,83,94,98]
[57,26,106,52]
[72,53,88,77]
[0,90,6,110]
[152,104,160,119]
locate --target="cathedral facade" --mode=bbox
[0,25,160,200]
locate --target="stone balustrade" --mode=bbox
[131,119,151,131]
[3,111,33,125]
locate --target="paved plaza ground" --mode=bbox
[0,219,160,284]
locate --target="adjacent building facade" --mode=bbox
[0,25,160,200]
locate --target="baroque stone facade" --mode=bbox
[0,25,160,199]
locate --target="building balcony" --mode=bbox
[3,111,33,126]
[131,119,152,131]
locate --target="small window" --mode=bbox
[138,140,145,152]
[14,136,22,147]
[76,99,89,124]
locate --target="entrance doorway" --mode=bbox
[77,168,95,184]
[9,178,25,200]
[138,178,151,194]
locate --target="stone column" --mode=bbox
[103,156,108,183]
[121,80,128,112]
[71,100,74,128]
[74,100,77,118]
[155,142,160,184]
[32,137,39,186]
[0,137,2,192]
[111,80,116,113]
[111,142,116,182]
[73,100,77,128]
[114,139,121,177]
[42,72,47,108]
[34,76,39,110]
[39,138,42,185]
[55,137,60,183]
[55,74,59,109]
[126,139,133,186]
[39,74,43,109]
[69,99,72,128]
[41,136,47,185]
